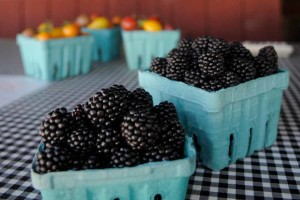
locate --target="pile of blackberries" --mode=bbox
[35,85,185,174]
[150,35,279,92]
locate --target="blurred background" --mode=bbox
[0,0,299,41]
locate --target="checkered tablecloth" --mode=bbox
[1,54,300,199]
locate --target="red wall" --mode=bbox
[0,0,282,40]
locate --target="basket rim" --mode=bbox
[138,69,289,112]
[31,136,196,189]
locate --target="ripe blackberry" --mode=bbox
[198,52,225,77]
[84,85,130,128]
[184,68,203,87]
[95,127,121,154]
[39,107,73,147]
[254,56,278,77]
[35,146,72,174]
[166,54,188,81]
[178,38,192,52]
[230,58,256,82]
[67,127,95,155]
[207,38,230,57]
[130,88,153,109]
[110,146,141,168]
[152,101,178,123]
[150,57,167,76]
[71,157,84,170]
[258,46,278,66]
[82,154,107,169]
[199,77,224,92]
[228,42,253,60]
[191,36,213,55]
[160,120,185,150]
[221,71,241,88]
[142,144,183,163]
[121,109,159,150]
[72,104,92,129]
[167,48,191,60]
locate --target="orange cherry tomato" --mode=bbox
[36,32,51,41]
[112,16,122,25]
[62,24,80,37]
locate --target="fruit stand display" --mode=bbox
[139,36,289,170]
[121,16,180,70]
[31,85,196,200]
[17,22,94,81]
[77,15,122,62]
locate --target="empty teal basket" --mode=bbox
[17,35,94,81]
[31,137,196,200]
[82,27,122,62]
[139,70,289,170]
[122,30,180,70]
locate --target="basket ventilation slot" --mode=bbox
[154,194,162,200]
[247,128,253,154]
[228,133,234,159]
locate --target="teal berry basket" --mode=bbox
[82,27,122,62]
[17,34,94,81]
[122,30,180,70]
[139,70,289,170]
[31,137,196,200]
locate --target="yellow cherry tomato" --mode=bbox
[143,20,162,32]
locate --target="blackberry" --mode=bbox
[198,52,225,77]
[152,101,178,123]
[72,104,92,129]
[84,85,130,128]
[184,50,200,70]
[71,157,84,170]
[67,127,95,155]
[254,56,278,77]
[39,107,73,147]
[191,36,213,55]
[199,76,224,92]
[221,71,241,88]
[82,154,107,169]
[121,109,159,150]
[130,88,153,109]
[258,46,278,66]
[35,146,72,174]
[207,38,230,57]
[184,68,204,87]
[142,144,183,163]
[230,58,256,82]
[167,48,191,60]
[228,42,253,60]
[110,146,141,168]
[95,127,121,154]
[178,38,192,52]
[150,57,167,76]
[166,54,188,81]
[160,120,185,150]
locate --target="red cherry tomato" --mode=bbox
[121,17,137,31]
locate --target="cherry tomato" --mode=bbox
[121,17,137,31]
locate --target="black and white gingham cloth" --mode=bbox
[1,55,300,199]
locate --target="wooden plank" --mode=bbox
[159,0,175,27]
[0,0,24,37]
[24,0,49,29]
[50,0,79,26]
[242,0,281,41]
[108,0,137,17]
[173,0,206,38]
[78,0,108,16]
[207,0,242,41]
[136,0,159,18]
